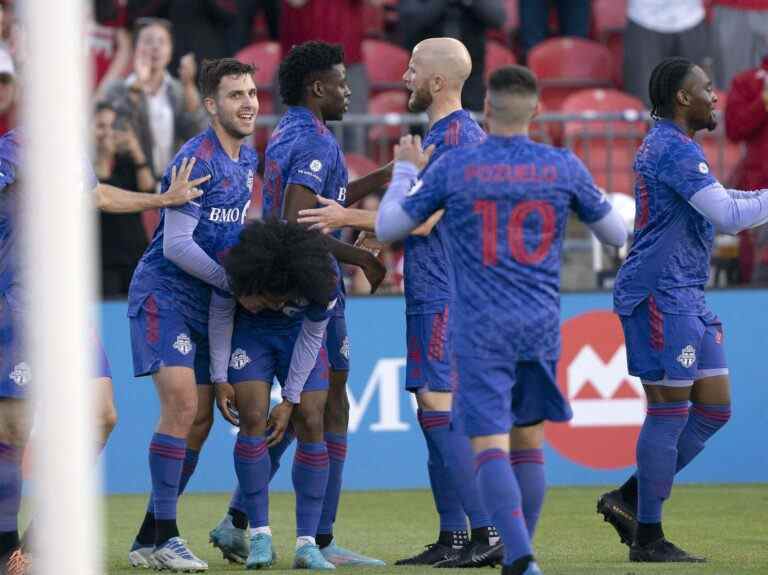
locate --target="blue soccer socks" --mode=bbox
[318,432,347,537]
[636,402,689,524]
[234,435,271,529]
[510,449,546,537]
[293,442,330,537]
[475,449,532,566]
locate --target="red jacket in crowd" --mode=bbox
[279,0,363,64]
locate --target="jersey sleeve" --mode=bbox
[658,139,718,201]
[163,156,213,220]
[566,152,611,224]
[399,155,451,224]
[285,135,335,196]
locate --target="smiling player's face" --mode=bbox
[211,73,259,140]
[682,66,718,132]
[320,64,351,122]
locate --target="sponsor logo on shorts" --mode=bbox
[545,311,645,469]
[9,362,31,386]
[310,159,323,172]
[173,334,193,356]
[677,344,696,368]
[229,348,251,370]
[340,336,350,361]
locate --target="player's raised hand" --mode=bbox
[266,400,294,447]
[162,157,210,207]
[297,195,347,233]
[178,52,197,87]
[394,135,435,171]
[215,382,240,426]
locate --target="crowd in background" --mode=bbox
[0,0,767,295]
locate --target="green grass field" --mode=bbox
[104,485,768,575]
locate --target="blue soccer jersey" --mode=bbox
[400,135,610,359]
[0,129,21,293]
[261,106,348,316]
[613,120,719,316]
[404,109,485,315]
[128,127,258,334]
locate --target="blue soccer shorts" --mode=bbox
[453,355,572,437]
[326,314,350,372]
[620,296,728,387]
[129,295,211,385]
[405,306,453,393]
[227,319,329,393]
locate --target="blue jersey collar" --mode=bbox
[429,108,471,134]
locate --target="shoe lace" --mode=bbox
[7,549,30,575]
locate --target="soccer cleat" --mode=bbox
[629,538,706,563]
[128,541,156,569]
[596,489,637,546]
[0,548,31,575]
[293,543,336,570]
[394,543,459,565]
[319,541,385,566]
[209,517,249,564]
[433,540,504,568]
[501,560,543,575]
[246,533,276,570]
[150,537,208,572]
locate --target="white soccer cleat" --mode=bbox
[150,537,208,572]
[127,543,156,569]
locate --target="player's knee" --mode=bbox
[239,406,268,437]
[101,402,118,436]
[0,400,30,448]
[510,422,545,450]
[163,398,198,431]
[188,408,214,446]
[324,389,349,430]
[297,406,325,438]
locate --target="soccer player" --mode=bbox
[375,66,628,575]
[299,38,498,568]
[0,127,207,573]
[597,57,768,563]
[126,58,259,571]
[209,41,387,568]
[207,219,341,570]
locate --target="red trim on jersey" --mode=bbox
[195,137,215,161]
[145,294,160,345]
[648,296,664,352]
[635,174,649,231]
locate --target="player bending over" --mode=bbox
[375,65,628,575]
[598,57,768,563]
[208,218,340,570]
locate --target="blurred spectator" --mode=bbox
[623,0,710,107]
[0,46,16,135]
[102,17,207,178]
[127,0,238,71]
[518,0,591,61]
[92,101,156,297]
[231,0,280,49]
[90,0,132,100]
[711,1,768,89]
[724,52,768,284]
[398,0,506,111]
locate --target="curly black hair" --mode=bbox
[199,58,255,100]
[648,57,694,120]
[224,219,337,308]
[278,41,345,106]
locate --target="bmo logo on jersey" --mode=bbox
[209,201,251,225]
[545,311,645,469]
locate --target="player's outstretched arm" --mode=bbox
[284,183,386,293]
[94,157,209,213]
[298,195,377,233]
[344,162,393,206]
[587,208,628,247]
[689,183,768,234]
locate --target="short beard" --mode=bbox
[408,85,432,113]
[219,115,253,140]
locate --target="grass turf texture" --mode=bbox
[104,485,767,574]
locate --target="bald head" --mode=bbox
[412,38,472,88]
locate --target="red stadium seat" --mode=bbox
[141,209,160,242]
[235,41,282,151]
[699,90,744,184]
[362,39,409,96]
[484,40,517,82]
[528,37,615,111]
[562,89,647,196]
[367,90,410,162]
[345,153,379,181]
